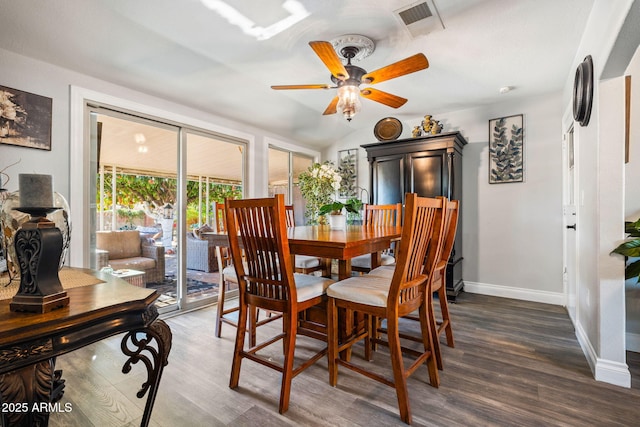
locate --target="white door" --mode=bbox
[563,126,578,323]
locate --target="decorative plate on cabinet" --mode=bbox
[374,117,402,141]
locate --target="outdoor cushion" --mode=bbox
[109,256,156,272]
[193,224,214,239]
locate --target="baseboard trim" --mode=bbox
[463,281,564,305]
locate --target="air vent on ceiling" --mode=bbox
[394,1,444,39]
[398,2,432,26]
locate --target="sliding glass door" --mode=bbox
[88,107,246,313]
[268,146,313,225]
[183,130,244,309]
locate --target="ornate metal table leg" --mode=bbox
[120,319,172,427]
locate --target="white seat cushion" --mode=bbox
[294,255,321,269]
[293,273,334,302]
[224,268,333,302]
[326,275,392,307]
[350,253,395,270]
[367,265,395,279]
[222,265,238,283]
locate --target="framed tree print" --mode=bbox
[489,114,524,184]
[337,148,357,197]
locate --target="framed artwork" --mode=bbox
[337,148,358,198]
[0,85,52,151]
[489,114,524,184]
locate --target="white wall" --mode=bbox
[324,92,565,304]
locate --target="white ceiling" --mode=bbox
[0,0,594,149]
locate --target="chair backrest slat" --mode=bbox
[363,203,402,227]
[437,197,459,267]
[285,205,295,228]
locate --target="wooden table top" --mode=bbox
[286,225,401,259]
[0,268,158,359]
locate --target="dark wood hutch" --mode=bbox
[361,131,467,299]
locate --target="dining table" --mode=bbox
[202,224,402,281]
[202,224,402,349]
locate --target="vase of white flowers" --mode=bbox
[297,162,342,225]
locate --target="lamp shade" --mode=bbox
[337,85,362,121]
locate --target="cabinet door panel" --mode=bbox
[409,152,445,198]
[373,156,404,204]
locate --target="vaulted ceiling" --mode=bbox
[0,0,594,149]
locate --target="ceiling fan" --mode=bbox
[271,36,429,121]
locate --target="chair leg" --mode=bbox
[419,302,440,387]
[229,299,248,389]
[215,279,227,338]
[437,277,455,347]
[364,314,373,362]
[249,305,257,348]
[279,312,297,414]
[387,316,412,425]
[327,297,339,387]
[427,291,443,371]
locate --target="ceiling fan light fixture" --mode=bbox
[337,85,361,121]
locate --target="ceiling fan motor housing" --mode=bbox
[332,64,366,87]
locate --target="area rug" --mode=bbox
[146,277,219,299]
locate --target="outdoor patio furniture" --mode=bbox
[96,230,165,284]
[186,230,217,273]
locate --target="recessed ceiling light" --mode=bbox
[499,86,515,94]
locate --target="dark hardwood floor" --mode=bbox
[49,292,640,426]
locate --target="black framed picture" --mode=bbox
[0,85,52,151]
[489,114,524,184]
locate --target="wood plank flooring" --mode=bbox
[48,292,640,426]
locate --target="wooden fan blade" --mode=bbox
[309,41,349,81]
[362,53,429,84]
[323,96,339,115]
[360,88,407,108]
[271,84,331,90]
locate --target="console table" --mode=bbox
[0,268,172,427]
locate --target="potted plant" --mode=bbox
[297,162,342,225]
[611,217,640,282]
[319,199,360,230]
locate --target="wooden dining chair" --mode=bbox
[285,205,330,276]
[214,201,278,345]
[368,197,458,370]
[351,203,402,274]
[213,202,240,339]
[430,199,459,353]
[326,194,446,424]
[226,194,334,414]
[369,196,459,370]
